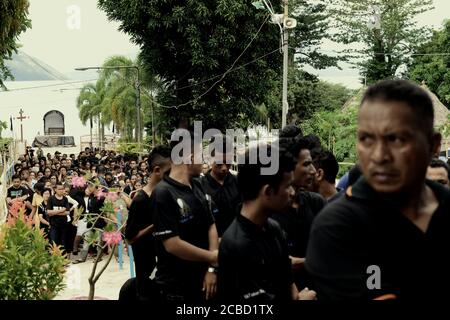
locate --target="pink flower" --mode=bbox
[72,177,87,188]
[102,231,122,246]
[106,192,119,202]
[96,189,107,200]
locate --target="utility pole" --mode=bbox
[151,99,156,148]
[281,0,289,129]
[135,68,142,148]
[253,0,296,128]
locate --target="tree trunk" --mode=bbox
[88,244,117,300]
[97,116,101,150]
[101,122,105,150]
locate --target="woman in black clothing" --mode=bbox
[38,188,52,239]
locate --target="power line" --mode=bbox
[172,47,281,93]
[109,17,277,110]
[166,14,271,109]
[0,79,98,93]
[289,47,450,57]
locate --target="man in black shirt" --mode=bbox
[125,145,171,300]
[218,145,316,302]
[310,149,340,200]
[47,183,70,251]
[200,135,242,237]
[7,175,30,209]
[271,137,326,290]
[306,80,450,300]
[152,130,219,302]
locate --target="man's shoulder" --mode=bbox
[220,219,249,249]
[299,191,326,206]
[313,194,370,231]
[153,179,172,194]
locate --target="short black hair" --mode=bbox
[314,150,339,184]
[238,144,295,201]
[279,125,303,139]
[361,80,434,136]
[12,174,20,181]
[34,182,45,194]
[42,188,53,195]
[430,158,450,179]
[288,135,313,159]
[148,145,171,171]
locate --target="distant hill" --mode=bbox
[4,51,68,81]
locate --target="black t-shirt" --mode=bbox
[47,195,69,227]
[7,186,29,200]
[151,175,215,299]
[306,177,450,301]
[218,214,293,302]
[125,189,156,266]
[38,201,50,230]
[199,172,242,237]
[272,191,326,259]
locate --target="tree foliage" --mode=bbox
[301,105,358,170]
[98,0,338,132]
[408,20,450,108]
[329,0,433,85]
[0,0,31,89]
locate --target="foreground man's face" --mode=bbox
[357,100,434,194]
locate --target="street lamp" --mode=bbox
[75,65,142,147]
[253,0,297,129]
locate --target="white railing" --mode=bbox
[0,140,19,224]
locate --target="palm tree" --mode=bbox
[76,83,104,148]
[76,55,162,146]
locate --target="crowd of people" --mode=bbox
[6,148,152,262]
[5,79,450,301]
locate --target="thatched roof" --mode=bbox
[341,84,450,153]
[421,84,450,128]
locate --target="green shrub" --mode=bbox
[0,205,67,300]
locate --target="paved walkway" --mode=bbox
[55,254,134,300]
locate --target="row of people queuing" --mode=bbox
[6,148,153,262]
[120,80,450,302]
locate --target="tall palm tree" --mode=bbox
[76,83,104,148]
[77,55,162,145]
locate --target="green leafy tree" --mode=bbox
[260,68,353,125]
[76,82,105,146]
[301,106,358,176]
[408,20,450,108]
[290,0,340,69]
[98,0,338,133]
[329,0,433,85]
[0,0,31,89]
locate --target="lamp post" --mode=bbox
[253,0,296,128]
[75,65,142,147]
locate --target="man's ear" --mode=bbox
[153,166,161,176]
[262,184,274,198]
[316,168,325,182]
[431,132,442,158]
